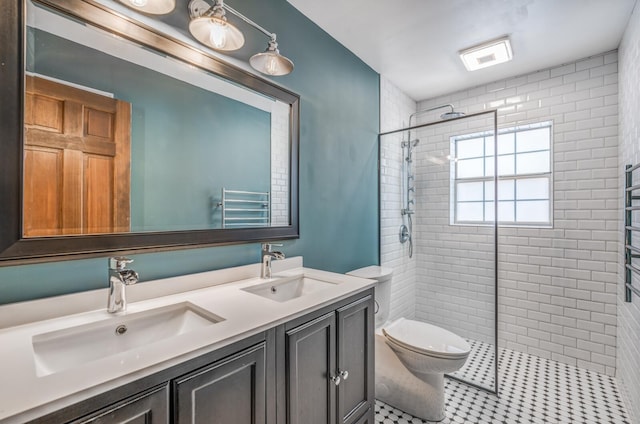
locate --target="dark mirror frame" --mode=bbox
[0,0,299,265]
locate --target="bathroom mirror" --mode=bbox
[0,0,299,263]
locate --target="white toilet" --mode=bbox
[347,266,471,422]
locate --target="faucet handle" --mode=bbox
[262,243,283,252]
[109,256,134,270]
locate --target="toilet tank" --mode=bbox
[347,266,393,327]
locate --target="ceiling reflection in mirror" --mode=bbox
[24,0,291,238]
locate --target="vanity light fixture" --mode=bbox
[459,36,512,71]
[117,0,175,15]
[188,0,244,51]
[188,0,294,76]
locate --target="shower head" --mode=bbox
[440,111,465,120]
[410,104,465,125]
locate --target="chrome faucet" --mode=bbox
[107,256,139,313]
[261,243,285,279]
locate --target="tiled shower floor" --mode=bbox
[375,344,630,424]
[449,338,496,390]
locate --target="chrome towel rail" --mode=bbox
[218,188,270,228]
[624,164,640,301]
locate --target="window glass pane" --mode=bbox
[457,181,484,202]
[498,154,515,176]
[457,202,484,222]
[516,200,550,222]
[516,177,550,200]
[498,201,515,222]
[516,151,550,174]
[456,138,484,159]
[451,122,553,227]
[498,179,515,200]
[498,133,515,154]
[484,201,495,222]
[485,156,495,177]
[485,180,495,201]
[516,127,550,153]
[457,158,484,178]
[484,136,496,156]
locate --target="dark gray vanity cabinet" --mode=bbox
[282,294,374,424]
[68,384,169,424]
[352,411,373,424]
[23,289,374,424]
[173,342,268,424]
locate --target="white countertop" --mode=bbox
[0,257,375,423]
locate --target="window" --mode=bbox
[451,121,552,226]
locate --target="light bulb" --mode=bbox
[129,0,148,7]
[208,20,228,49]
[264,55,278,75]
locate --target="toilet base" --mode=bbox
[375,334,446,422]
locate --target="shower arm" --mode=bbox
[401,104,461,217]
[407,104,457,143]
[408,104,456,127]
[405,103,461,153]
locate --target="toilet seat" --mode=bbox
[382,318,470,359]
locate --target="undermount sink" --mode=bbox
[32,302,224,377]
[242,274,338,302]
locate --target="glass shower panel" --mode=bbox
[380,111,498,392]
[380,110,498,393]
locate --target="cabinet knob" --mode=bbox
[339,370,349,380]
[330,374,341,386]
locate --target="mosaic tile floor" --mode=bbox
[375,345,631,424]
[449,338,496,390]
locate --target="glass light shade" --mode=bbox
[250,50,294,76]
[189,16,245,51]
[117,0,175,15]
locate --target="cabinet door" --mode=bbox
[286,312,336,424]
[70,384,169,424]
[174,343,267,424]
[336,296,374,424]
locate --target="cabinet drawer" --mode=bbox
[69,384,169,424]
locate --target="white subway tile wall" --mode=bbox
[414,51,620,375]
[380,77,417,322]
[270,100,290,226]
[618,4,640,423]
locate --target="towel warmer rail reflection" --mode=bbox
[218,188,270,228]
[624,164,640,301]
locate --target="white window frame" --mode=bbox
[450,121,553,227]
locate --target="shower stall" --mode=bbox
[379,108,499,393]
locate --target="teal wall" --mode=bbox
[29,29,271,232]
[0,0,380,305]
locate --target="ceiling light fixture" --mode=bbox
[188,0,294,76]
[117,0,175,15]
[459,36,513,71]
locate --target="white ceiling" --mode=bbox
[286,0,637,101]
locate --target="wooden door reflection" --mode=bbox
[23,76,131,236]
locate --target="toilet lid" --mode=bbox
[382,318,471,358]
